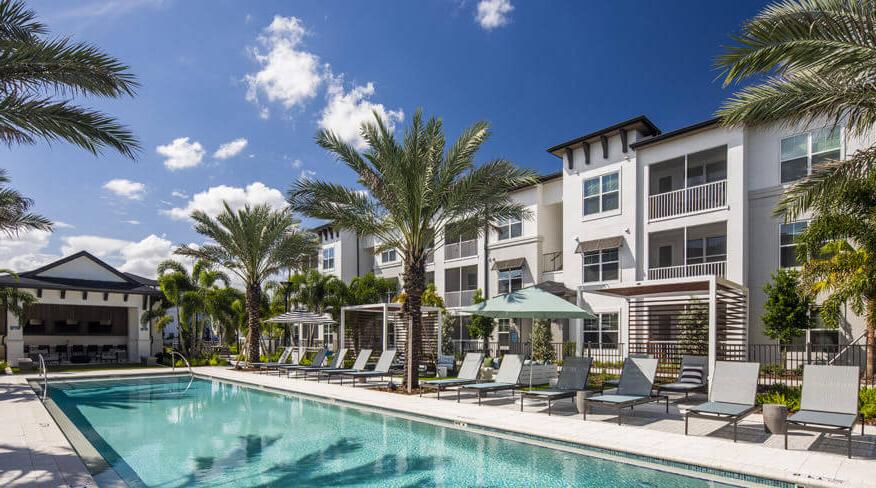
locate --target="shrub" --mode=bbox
[756,384,801,411]
[530,319,555,363]
[562,341,576,358]
[483,357,493,368]
[0,361,7,373]
[859,387,876,421]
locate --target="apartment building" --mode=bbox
[311,114,872,355]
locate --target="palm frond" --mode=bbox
[0,0,45,42]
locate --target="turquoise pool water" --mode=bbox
[48,375,742,487]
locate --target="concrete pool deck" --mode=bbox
[2,366,874,487]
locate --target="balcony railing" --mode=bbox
[647,260,726,280]
[445,289,476,308]
[444,239,478,260]
[542,251,563,273]
[649,179,727,220]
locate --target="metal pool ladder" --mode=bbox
[38,353,47,401]
[169,349,194,393]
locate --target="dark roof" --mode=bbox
[0,251,161,296]
[511,171,562,192]
[546,115,661,155]
[630,117,721,150]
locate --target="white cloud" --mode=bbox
[125,220,141,225]
[290,158,302,169]
[171,190,188,199]
[54,221,74,229]
[0,229,56,272]
[319,79,404,149]
[103,178,146,200]
[213,138,249,160]
[163,182,287,220]
[475,0,513,30]
[244,16,323,118]
[59,234,174,278]
[156,137,205,170]
[299,169,316,180]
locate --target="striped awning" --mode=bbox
[574,236,624,254]
[264,310,336,324]
[491,257,526,270]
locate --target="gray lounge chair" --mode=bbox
[318,349,373,382]
[604,353,651,388]
[658,355,708,399]
[300,348,348,379]
[281,348,327,377]
[685,361,759,442]
[581,357,668,425]
[339,349,397,386]
[421,352,484,399]
[520,357,599,415]
[249,346,293,373]
[457,354,523,405]
[785,365,863,458]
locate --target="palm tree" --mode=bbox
[716,0,876,377]
[0,168,49,236]
[0,0,139,157]
[289,109,537,391]
[174,203,318,363]
[0,269,34,325]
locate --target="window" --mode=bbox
[497,319,518,346]
[780,127,842,183]
[780,221,808,268]
[380,249,397,264]
[582,312,619,348]
[686,146,728,186]
[686,236,726,264]
[497,267,523,294]
[496,217,522,240]
[582,248,619,283]
[582,172,619,216]
[322,247,335,270]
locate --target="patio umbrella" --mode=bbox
[458,286,595,389]
[263,310,337,349]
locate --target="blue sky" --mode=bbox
[0,0,767,276]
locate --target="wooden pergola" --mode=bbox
[590,275,748,380]
[339,303,443,365]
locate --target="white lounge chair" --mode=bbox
[685,361,759,442]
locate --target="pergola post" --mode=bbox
[339,308,346,351]
[708,277,718,384]
[437,310,444,354]
[575,287,584,356]
[382,303,388,352]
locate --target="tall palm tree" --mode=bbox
[289,109,537,391]
[0,0,139,157]
[174,203,318,363]
[716,0,876,376]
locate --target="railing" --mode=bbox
[542,251,563,273]
[169,349,193,376]
[649,179,727,220]
[444,239,478,260]
[445,289,476,308]
[647,260,726,280]
[38,354,47,401]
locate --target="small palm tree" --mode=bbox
[716,0,876,377]
[0,0,139,157]
[0,269,35,325]
[175,203,318,363]
[0,169,49,235]
[290,109,537,391]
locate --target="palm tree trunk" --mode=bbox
[866,298,876,380]
[401,254,426,392]
[246,283,262,363]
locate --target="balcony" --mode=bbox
[444,239,478,260]
[649,179,727,221]
[648,261,726,280]
[445,289,476,308]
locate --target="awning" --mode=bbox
[491,257,526,270]
[264,310,336,324]
[458,286,595,319]
[574,236,624,254]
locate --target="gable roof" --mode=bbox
[0,251,161,296]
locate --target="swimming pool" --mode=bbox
[46,375,765,487]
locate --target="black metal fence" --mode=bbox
[451,339,874,388]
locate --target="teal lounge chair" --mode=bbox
[581,357,668,425]
[457,354,523,405]
[421,352,484,399]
